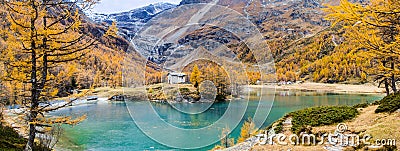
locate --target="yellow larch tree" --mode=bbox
[325,0,400,95]
[190,65,201,88]
[105,21,118,37]
[237,117,257,143]
[246,71,261,85]
[0,0,99,150]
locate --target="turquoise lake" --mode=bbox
[54,89,383,151]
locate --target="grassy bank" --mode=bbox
[248,94,400,151]
[0,122,51,151]
[0,124,26,150]
[286,106,359,135]
[374,92,400,113]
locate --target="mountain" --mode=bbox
[88,2,176,40]
[88,0,371,84]
[168,0,372,83]
[179,0,213,5]
[130,0,334,66]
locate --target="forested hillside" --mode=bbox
[0,2,146,101]
[172,0,374,83]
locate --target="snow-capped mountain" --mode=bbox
[88,2,176,40]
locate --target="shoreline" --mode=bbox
[246,82,385,94]
[2,97,110,142]
[90,82,386,100]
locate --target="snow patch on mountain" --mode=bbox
[88,2,176,40]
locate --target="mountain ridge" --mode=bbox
[88,2,176,40]
[88,0,372,84]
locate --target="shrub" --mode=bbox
[375,93,400,113]
[353,102,370,109]
[179,88,190,94]
[0,123,54,150]
[0,124,26,150]
[274,121,283,133]
[289,106,359,134]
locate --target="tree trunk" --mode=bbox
[25,64,39,151]
[25,50,39,151]
[26,2,38,149]
[390,61,397,93]
[385,79,390,96]
[25,121,36,151]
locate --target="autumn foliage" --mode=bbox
[0,0,127,150]
[325,0,400,94]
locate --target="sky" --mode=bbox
[92,0,182,14]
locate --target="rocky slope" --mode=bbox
[89,0,372,83]
[89,3,176,40]
[88,0,333,61]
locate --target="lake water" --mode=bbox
[54,89,383,151]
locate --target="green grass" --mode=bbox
[375,93,400,113]
[0,124,50,151]
[0,123,50,150]
[274,120,284,133]
[289,106,359,134]
[0,124,26,150]
[352,102,370,109]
